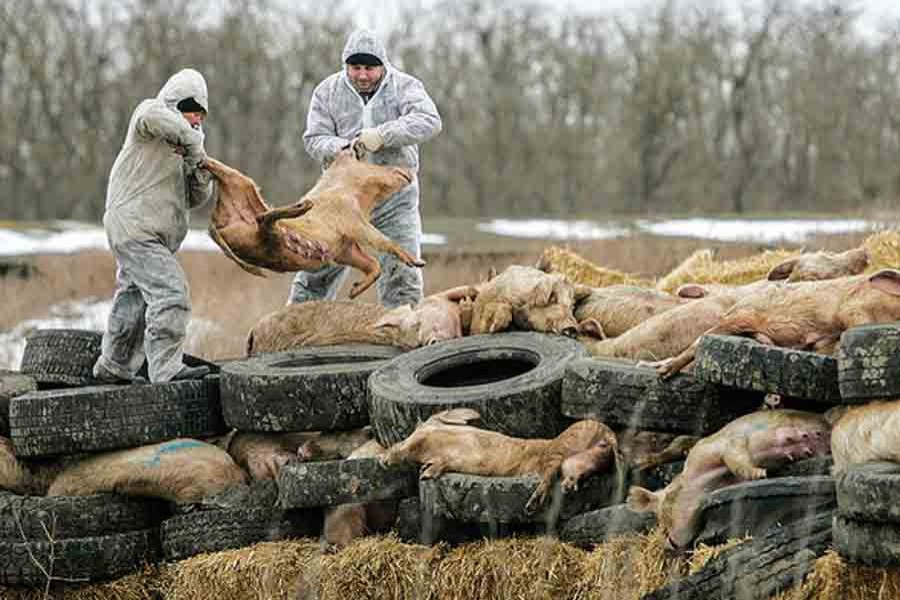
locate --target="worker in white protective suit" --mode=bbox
[288,29,442,308]
[93,68,214,384]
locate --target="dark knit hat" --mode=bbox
[345,53,383,67]
[177,97,206,113]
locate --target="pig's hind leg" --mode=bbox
[355,220,426,268]
[337,242,382,299]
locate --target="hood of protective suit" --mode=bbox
[158,68,209,114]
[341,29,388,67]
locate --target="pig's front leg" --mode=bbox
[722,438,767,481]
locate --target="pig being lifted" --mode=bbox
[381,408,619,513]
[205,148,424,298]
[246,285,478,355]
[830,399,900,477]
[656,269,900,378]
[627,410,831,550]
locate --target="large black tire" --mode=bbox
[643,511,833,600]
[277,457,418,509]
[693,334,841,403]
[836,461,900,522]
[221,346,402,432]
[694,476,836,547]
[559,503,657,548]
[19,329,102,387]
[0,371,36,436]
[562,358,760,435]
[420,469,623,527]
[837,324,900,402]
[160,506,321,562]
[833,514,900,567]
[0,528,159,586]
[368,333,589,447]
[9,378,226,457]
[0,491,167,541]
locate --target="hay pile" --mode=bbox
[0,567,161,600]
[655,248,800,293]
[773,550,900,600]
[160,538,322,600]
[536,246,652,288]
[0,531,694,600]
[570,527,684,600]
[862,229,900,272]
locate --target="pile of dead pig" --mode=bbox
[3,230,900,599]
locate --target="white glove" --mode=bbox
[357,128,384,153]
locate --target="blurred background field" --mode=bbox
[1,215,892,369]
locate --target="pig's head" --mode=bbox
[513,304,578,336]
[560,440,617,492]
[328,148,413,203]
[471,301,513,334]
[374,298,466,349]
[768,247,870,282]
[627,478,705,551]
[856,269,900,322]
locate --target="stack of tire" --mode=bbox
[833,323,900,567]
[3,329,228,584]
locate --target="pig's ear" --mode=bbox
[676,284,707,299]
[374,305,414,329]
[626,486,660,513]
[869,269,900,296]
[767,259,799,281]
[577,318,606,340]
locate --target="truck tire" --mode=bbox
[368,332,588,447]
[562,358,760,435]
[693,334,841,403]
[9,377,226,457]
[838,324,900,402]
[221,346,402,432]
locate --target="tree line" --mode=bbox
[2,0,899,221]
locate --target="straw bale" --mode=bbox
[655,248,799,293]
[317,534,441,600]
[570,527,687,600]
[862,229,900,272]
[536,246,652,288]
[432,535,587,600]
[772,549,900,600]
[160,538,322,600]
[686,536,750,574]
[0,566,161,600]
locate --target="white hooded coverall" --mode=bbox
[94,68,213,383]
[288,29,442,308]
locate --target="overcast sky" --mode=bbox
[350,0,900,38]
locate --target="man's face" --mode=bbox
[346,64,385,94]
[182,111,206,129]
